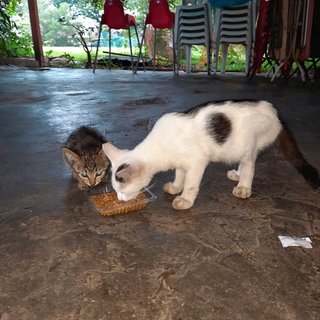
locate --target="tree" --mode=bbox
[37,0,79,46]
[59,15,94,67]
[52,0,102,22]
[1,0,183,63]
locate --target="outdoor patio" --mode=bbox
[0,68,319,320]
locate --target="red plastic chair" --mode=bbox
[135,0,175,72]
[93,0,140,73]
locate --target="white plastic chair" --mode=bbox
[213,1,256,75]
[174,2,213,74]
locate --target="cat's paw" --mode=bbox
[227,170,240,182]
[172,196,193,210]
[233,186,252,199]
[163,182,182,195]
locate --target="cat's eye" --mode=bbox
[96,170,103,177]
[80,171,88,178]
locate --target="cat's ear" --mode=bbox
[102,142,123,165]
[63,148,80,166]
[98,148,110,165]
[116,161,145,184]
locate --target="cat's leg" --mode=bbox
[172,164,206,210]
[163,168,185,195]
[232,158,255,199]
[227,163,241,182]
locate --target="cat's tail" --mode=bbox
[276,122,320,189]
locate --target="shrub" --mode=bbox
[0,0,33,57]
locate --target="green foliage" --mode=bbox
[45,49,53,57]
[45,49,79,68]
[53,0,102,22]
[4,0,19,15]
[0,1,14,34]
[0,0,33,57]
[222,45,246,71]
[60,52,75,64]
[1,31,33,56]
[38,1,79,46]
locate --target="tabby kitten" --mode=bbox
[63,126,110,190]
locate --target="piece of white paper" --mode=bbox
[278,236,312,249]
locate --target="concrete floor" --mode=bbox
[0,68,319,320]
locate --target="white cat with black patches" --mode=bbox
[103,100,320,210]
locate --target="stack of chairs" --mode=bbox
[174,0,213,74]
[213,1,256,75]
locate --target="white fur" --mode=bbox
[103,101,282,209]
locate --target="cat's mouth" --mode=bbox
[84,177,106,188]
[116,191,140,201]
[116,180,157,202]
[84,181,100,187]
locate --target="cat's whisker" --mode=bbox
[142,179,157,192]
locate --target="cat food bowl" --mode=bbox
[89,186,157,217]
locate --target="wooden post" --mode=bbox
[27,0,44,66]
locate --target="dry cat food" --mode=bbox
[91,191,150,216]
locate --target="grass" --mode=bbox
[44,46,139,61]
[43,45,247,71]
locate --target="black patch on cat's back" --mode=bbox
[207,113,232,144]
